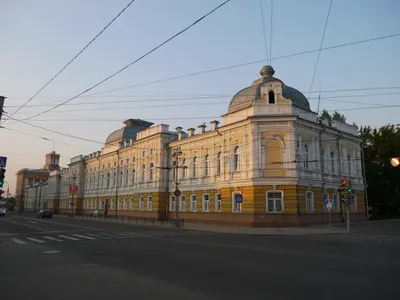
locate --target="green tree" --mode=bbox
[360,124,400,212]
[319,109,346,122]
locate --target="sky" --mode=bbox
[1,0,399,195]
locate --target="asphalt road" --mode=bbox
[1,213,399,300]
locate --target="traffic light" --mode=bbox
[0,168,5,187]
[347,180,352,194]
[340,179,347,203]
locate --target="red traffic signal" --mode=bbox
[341,179,347,185]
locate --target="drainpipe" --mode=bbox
[360,141,369,219]
[336,134,344,221]
[164,144,171,220]
[96,157,100,213]
[318,125,326,218]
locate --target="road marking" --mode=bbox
[58,235,80,241]
[98,233,124,239]
[29,221,38,224]
[114,233,135,237]
[26,237,46,243]
[87,233,110,239]
[72,234,96,240]
[1,229,89,237]
[11,238,27,244]
[43,250,60,254]
[124,232,152,237]
[42,236,63,242]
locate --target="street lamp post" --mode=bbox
[172,147,183,227]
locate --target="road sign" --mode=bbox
[325,199,333,209]
[174,189,181,197]
[235,194,243,204]
[0,157,7,168]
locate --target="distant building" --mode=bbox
[15,151,60,210]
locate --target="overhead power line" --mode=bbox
[23,0,232,121]
[78,32,400,98]
[5,91,400,111]
[4,0,137,122]
[308,0,333,98]
[259,0,269,60]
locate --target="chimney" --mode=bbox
[176,126,183,140]
[187,128,195,137]
[198,123,206,134]
[210,120,220,130]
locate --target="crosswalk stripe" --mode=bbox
[124,232,152,237]
[115,233,135,237]
[86,233,110,239]
[12,238,27,244]
[26,237,45,243]
[99,233,125,238]
[72,234,96,240]
[42,236,63,242]
[58,235,80,241]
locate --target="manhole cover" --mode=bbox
[42,250,60,255]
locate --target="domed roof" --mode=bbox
[105,119,154,145]
[228,65,311,114]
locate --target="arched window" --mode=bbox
[304,144,309,170]
[347,154,352,175]
[268,91,275,104]
[217,152,222,175]
[330,151,335,173]
[234,146,240,171]
[204,154,210,176]
[193,157,197,178]
[141,164,146,182]
[149,162,154,181]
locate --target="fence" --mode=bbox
[57,211,185,228]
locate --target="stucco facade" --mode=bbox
[27,65,366,226]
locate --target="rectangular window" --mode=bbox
[147,196,152,211]
[306,191,314,213]
[139,196,144,211]
[180,195,186,212]
[215,193,221,212]
[190,195,197,212]
[266,191,283,212]
[130,198,134,210]
[170,196,176,212]
[202,194,210,212]
[118,198,122,210]
[124,198,127,210]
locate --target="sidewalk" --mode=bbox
[49,213,347,236]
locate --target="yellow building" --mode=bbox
[82,65,366,226]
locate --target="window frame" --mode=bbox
[215,193,222,212]
[190,194,197,212]
[180,195,186,212]
[266,191,284,213]
[139,196,144,211]
[305,190,314,213]
[234,146,240,171]
[202,193,210,212]
[147,196,153,211]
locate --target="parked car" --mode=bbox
[37,209,52,218]
[0,207,6,216]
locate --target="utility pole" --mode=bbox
[0,96,6,122]
[157,147,184,227]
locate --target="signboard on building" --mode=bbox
[68,185,78,195]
